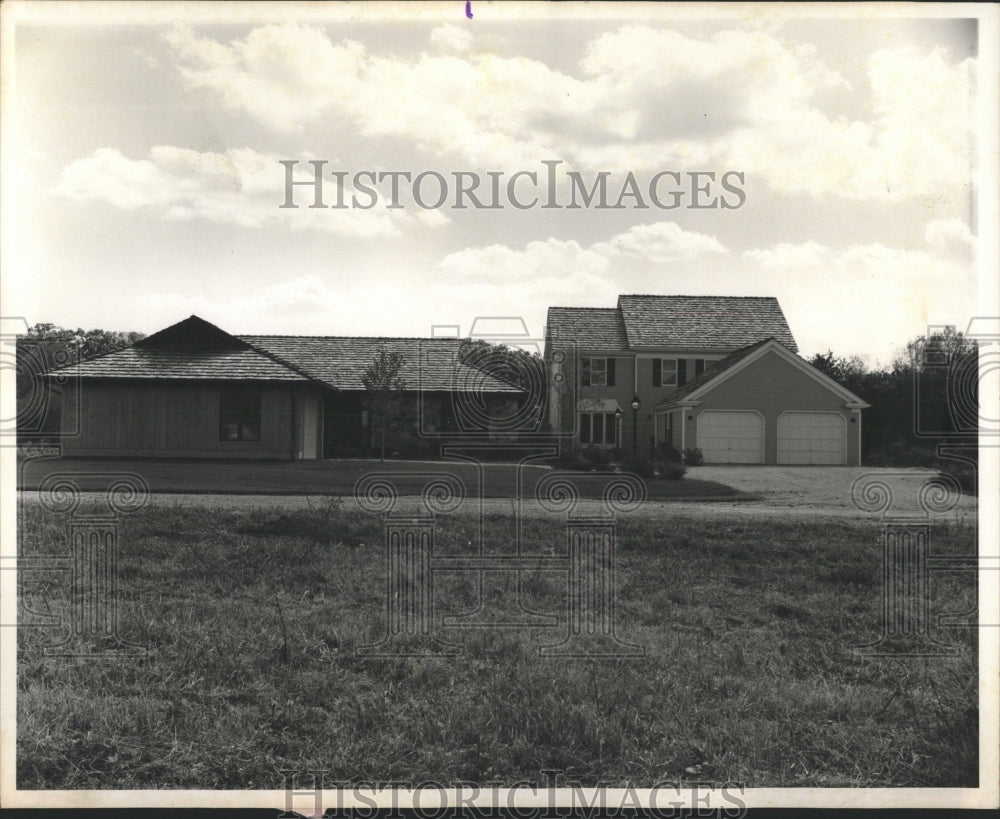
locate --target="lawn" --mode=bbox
[16,500,978,789]
[17,456,756,501]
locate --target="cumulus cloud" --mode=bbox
[591,221,728,263]
[55,146,445,238]
[430,23,472,53]
[433,218,975,362]
[158,23,975,201]
[128,211,974,364]
[438,221,727,282]
[741,223,976,361]
[924,217,976,256]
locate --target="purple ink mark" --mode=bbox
[466,1,473,20]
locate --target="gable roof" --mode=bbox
[51,315,524,393]
[617,295,798,352]
[546,307,628,350]
[62,316,313,382]
[656,337,776,404]
[64,347,315,381]
[242,336,523,393]
[653,338,869,410]
[134,314,247,351]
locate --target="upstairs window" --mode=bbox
[653,358,680,387]
[654,358,707,387]
[581,357,615,387]
[219,387,261,442]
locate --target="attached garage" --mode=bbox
[653,338,869,466]
[777,412,846,465]
[696,410,764,464]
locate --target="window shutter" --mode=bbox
[582,358,590,387]
[695,359,705,376]
[677,359,688,386]
[653,358,661,387]
[606,358,616,386]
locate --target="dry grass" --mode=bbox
[17,500,978,789]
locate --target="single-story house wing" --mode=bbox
[51,315,525,459]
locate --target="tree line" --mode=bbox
[807,326,979,463]
[16,322,981,487]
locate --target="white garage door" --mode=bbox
[778,412,846,465]
[696,411,763,464]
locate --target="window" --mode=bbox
[581,357,615,387]
[653,358,678,387]
[579,412,618,445]
[219,387,261,442]
[654,358,699,387]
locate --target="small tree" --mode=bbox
[362,348,407,463]
[16,323,146,441]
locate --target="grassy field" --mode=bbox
[18,456,754,501]
[17,500,977,789]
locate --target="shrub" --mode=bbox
[866,440,977,496]
[658,461,687,480]
[682,447,704,466]
[386,430,434,459]
[614,450,653,477]
[555,448,584,467]
[623,450,651,467]
[865,439,940,468]
[582,445,612,467]
[656,442,683,463]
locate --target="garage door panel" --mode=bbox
[697,411,763,464]
[778,412,845,465]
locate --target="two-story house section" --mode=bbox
[545,295,869,465]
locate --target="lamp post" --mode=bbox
[630,395,641,453]
[614,407,622,449]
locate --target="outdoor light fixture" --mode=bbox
[630,396,641,412]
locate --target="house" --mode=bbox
[545,295,869,465]
[51,315,525,459]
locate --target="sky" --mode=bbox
[3,2,993,366]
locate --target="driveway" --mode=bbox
[17,466,977,524]
[17,456,747,502]
[685,465,977,521]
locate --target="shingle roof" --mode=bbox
[617,295,798,352]
[65,346,312,381]
[53,315,523,393]
[242,336,523,393]
[653,337,776,408]
[546,307,628,350]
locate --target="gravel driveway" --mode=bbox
[19,466,976,523]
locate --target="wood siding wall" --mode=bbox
[680,351,860,465]
[61,381,323,459]
[548,349,725,455]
